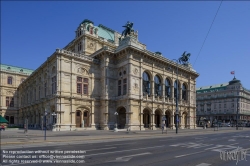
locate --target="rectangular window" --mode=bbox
[83,84,88,94]
[77,83,82,94]
[123,79,127,95]
[10,98,14,107]
[34,89,36,100]
[118,80,121,96]
[39,86,41,99]
[44,83,47,97]
[52,76,57,94]
[76,77,88,95]
[6,97,10,107]
[7,77,12,85]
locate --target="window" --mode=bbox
[7,76,12,85]
[52,76,57,94]
[143,72,150,96]
[182,84,187,100]
[118,80,122,96]
[174,80,180,99]
[154,75,161,97]
[123,79,127,95]
[76,77,88,95]
[78,42,82,51]
[165,79,171,98]
[39,86,41,99]
[6,97,14,107]
[44,83,47,97]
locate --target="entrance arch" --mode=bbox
[182,112,188,128]
[75,110,82,128]
[83,110,90,127]
[165,110,171,127]
[143,109,151,128]
[155,110,161,127]
[117,107,126,129]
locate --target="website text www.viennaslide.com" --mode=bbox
[1,150,86,164]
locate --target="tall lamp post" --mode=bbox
[172,59,179,134]
[44,109,47,140]
[51,112,57,131]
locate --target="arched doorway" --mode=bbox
[83,110,89,127]
[143,109,151,128]
[117,107,126,129]
[182,112,188,128]
[155,110,161,127]
[165,111,171,127]
[75,110,82,128]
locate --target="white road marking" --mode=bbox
[105,142,136,146]
[85,145,164,157]
[86,147,117,151]
[175,150,205,158]
[228,139,235,141]
[196,163,211,166]
[107,152,151,162]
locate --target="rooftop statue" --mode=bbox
[119,21,134,40]
[178,51,191,65]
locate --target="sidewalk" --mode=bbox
[1,127,249,146]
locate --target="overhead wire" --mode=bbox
[193,0,223,67]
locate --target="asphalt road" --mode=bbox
[1,130,250,166]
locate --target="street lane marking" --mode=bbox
[85,145,164,157]
[175,150,205,158]
[228,139,236,141]
[107,152,151,162]
[86,147,116,151]
[105,142,136,146]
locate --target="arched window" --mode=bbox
[182,84,187,100]
[154,75,161,97]
[165,79,171,98]
[174,80,180,99]
[7,76,13,85]
[143,72,150,96]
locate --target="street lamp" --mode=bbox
[170,59,179,134]
[51,112,57,131]
[44,110,48,140]
[114,112,118,132]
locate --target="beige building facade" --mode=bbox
[0,64,33,125]
[5,19,199,131]
[196,77,250,125]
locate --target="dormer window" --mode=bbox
[7,67,11,69]
[20,69,23,72]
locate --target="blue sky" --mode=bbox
[1,1,250,88]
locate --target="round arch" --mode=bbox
[116,107,126,129]
[165,110,172,127]
[182,111,188,128]
[154,109,162,128]
[143,108,151,128]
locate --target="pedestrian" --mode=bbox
[24,124,27,133]
[1,125,5,131]
[161,123,165,134]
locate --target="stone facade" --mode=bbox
[0,64,33,125]
[5,19,199,131]
[196,77,250,125]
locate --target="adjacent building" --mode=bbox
[196,77,250,125]
[2,19,199,131]
[0,64,33,125]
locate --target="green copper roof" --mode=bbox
[96,24,115,42]
[196,83,228,93]
[0,64,34,75]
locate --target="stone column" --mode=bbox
[151,113,155,130]
[162,83,165,102]
[171,115,175,129]
[151,81,155,100]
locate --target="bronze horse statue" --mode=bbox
[119,21,134,40]
[178,51,191,64]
